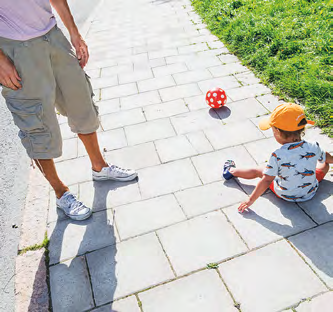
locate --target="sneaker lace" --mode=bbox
[110,164,130,174]
[65,193,85,214]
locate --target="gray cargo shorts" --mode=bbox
[0,26,99,159]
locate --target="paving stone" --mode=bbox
[101,83,138,100]
[186,130,214,153]
[159,83,202,102]
[303,127,333,153]
[55,156,92,185]
[178,42,208,54]
[144,99,189,120]
[207,40,226,49]
[50,256,94,312]
[244,137,281,165]
[227,84,271,102]
[78,128,127,157]
[289,222,333,288]
[92,296,141,312]
[91,75,118,89]
[149,48,178,59]
[139,270,238,312]
[191,145,257,184]
[114,194,186,240]
[134,57,166,69]
[86,68,101,79]
[197,48,228,58]
[184,94,208,110]
[48,209,118,264]
[119,69,153,84]
[219,240,326,312]
[100,108,145,131]
[138,158,202,199]
[216,98,269,124]
[204,120,265,150]
[137,75,176,93]
[297,173,333,224]
[235,71,261,85]
[224,193,316,249]
[125,118,176,146]
[96,98,120,115]
[120,91,161,110]
[208,63,248,77]
[197,76,240,93]
[15,250,49,312]
[101,64,133,77]
[175,180,248,217]
[250,115,274,138]
[79,180,141,211]
[173,69,212,85]
[296,292,333,312]
[55,138,78,163]
[60,122,76,139]
[86,233,174,304]
[158,211,247,275]
[256,93,286,113]
[218,54,239,64]
[155,135,197,162]
[153,63,188,77]
[170,109,222,134]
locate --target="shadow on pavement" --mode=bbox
[28,179,137,311]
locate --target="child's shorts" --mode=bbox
[0,26,99,160]
[269,168,326,197]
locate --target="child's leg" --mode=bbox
[230,166,265,179]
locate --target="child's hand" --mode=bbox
[238,198,254,213]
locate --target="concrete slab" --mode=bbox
[296,292,333,312]
[120,91,161,110]
[138,158,202,199]
[86,233,174,304]
[289,222,333,288]
[144,99,189,121]
[114,194,186,240]
[219,240,326,312]
[158,211,247,275]
[50,256,94,312]
[92,296,141,312]
[223,193,316,249]
[139,270,238,312]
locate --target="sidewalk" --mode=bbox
[15,0,333,311]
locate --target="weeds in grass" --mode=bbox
[192,0,333,136]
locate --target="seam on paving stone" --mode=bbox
[152,141,163,164]
[154,232,177,277]
[189,157,204,185]
[215,269,242,311]
[220,209,250,251]
[84,254,97,308]
[135,293,144,312]
[286,238,330,290]
[295,202,319,226]
[172,193,189,219]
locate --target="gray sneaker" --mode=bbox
[56,191,92,221]
[92,163,138,182]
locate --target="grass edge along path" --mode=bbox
[191,0,333,137]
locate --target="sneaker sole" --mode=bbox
[92,172,138,182]
[57,206,93,221]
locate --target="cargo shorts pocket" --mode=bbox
[6,98,52,154]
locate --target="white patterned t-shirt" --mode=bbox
[263,141,326,202]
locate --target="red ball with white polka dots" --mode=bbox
[205,88,227,108]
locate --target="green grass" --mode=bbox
[192,0,333,137]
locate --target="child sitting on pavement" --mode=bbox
[222,103,333,213]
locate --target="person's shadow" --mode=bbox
[29,179,137,312]
[238,175,333,285]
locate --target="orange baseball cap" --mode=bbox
[259,103,315,131]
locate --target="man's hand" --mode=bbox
[70,32,89,68]
[0,51,21,90]
[238,198,255,213]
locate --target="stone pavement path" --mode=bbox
[19,0,333,311]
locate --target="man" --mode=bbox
[0,0,137,220]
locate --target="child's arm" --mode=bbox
[325,152,333,164]
[238,174,275,213]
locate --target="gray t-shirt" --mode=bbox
[0,0,56,41]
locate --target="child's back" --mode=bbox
[264,140,326,202]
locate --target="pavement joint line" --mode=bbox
[172,193,189,219]
[295,202,319,226]
[220,209,250,251]
[84,254,97,307]
[154,232,178,278]
[189,157,204,185]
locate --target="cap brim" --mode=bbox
[307,120,315,126]
[259,117,271,130]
